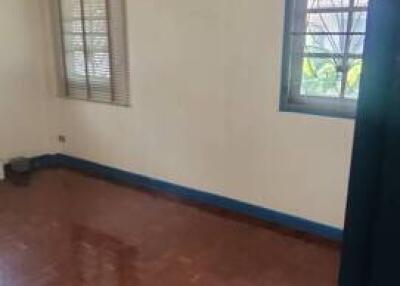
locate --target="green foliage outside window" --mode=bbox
[301,58,362,98]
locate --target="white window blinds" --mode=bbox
[57,0,129,105]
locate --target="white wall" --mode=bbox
[46,0,354,228]
[0,0,58,161]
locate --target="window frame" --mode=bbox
[280,0,368,119]
[54,0,130,107]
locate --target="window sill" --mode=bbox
[280,100,356,120]
[58,94,131,108]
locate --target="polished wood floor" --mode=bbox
[0,169,340,285]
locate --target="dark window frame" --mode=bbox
[280,0,368,119]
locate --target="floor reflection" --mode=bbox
[72,225,138,286]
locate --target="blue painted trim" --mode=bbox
[34,153,343,241]
[31,154,61,169]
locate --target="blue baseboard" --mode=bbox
[36,153,343,241]
[32,154,61,169]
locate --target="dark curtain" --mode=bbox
[339,0,400,285]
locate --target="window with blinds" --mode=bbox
[57,0,129,105]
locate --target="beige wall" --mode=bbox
[0,0,59,161]
[45,0,354,228]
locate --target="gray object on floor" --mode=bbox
[9,157,31,172]
[5,157,32,187]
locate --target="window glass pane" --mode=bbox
[304,34,345,54]
[354,0,369,7]
[83,0,111,88]
[61,0,82,19]
[64,34,84,52]
[345,59,363,99]
[61,0,83,32]
[64,34,86,79]
[301,57,343,97]
[308,0,350,9]
[88,53,111,79]
[64,20,82,33]
[349,35,365,54]
[86,35,110,80]
[86,20,107,33]
[66,51,86,77]
[86,35,108,51]
[352,12,368,33]
[305,13,349,33]
[84,0,107,18]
